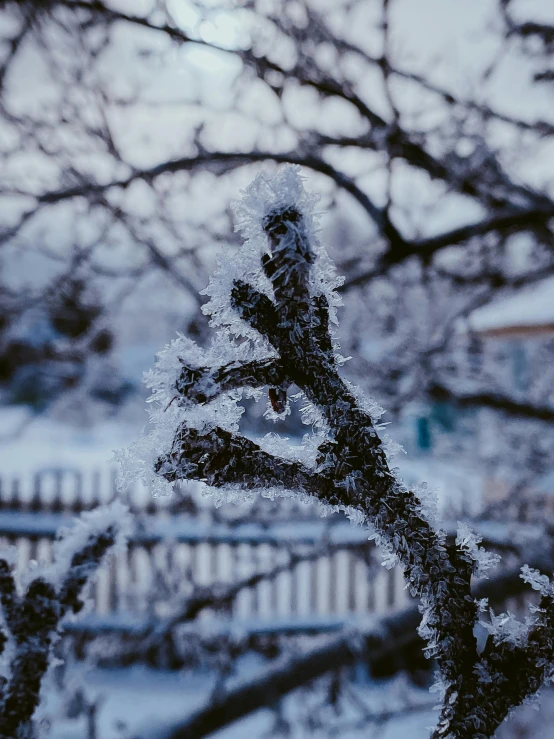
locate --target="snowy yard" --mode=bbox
[39,662,554,739]
[42,663,436,739]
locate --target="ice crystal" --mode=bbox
[413,480,439,524]
[257,432,306,464]
[520,564,553,596]
[295,391,330,432]
[430,673,451,700]
[476,597,489,612]
[343,378,385,421]
[474,661,493,684]
[482,609,529,647]
[381,433,407,461]
[263,396,292,421]
[456,522,501,578]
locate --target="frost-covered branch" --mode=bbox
[155,425,334,496]
[122,167,554,738]
[0,502,129,739]
[175,358,286,405]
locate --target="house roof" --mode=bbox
[469,276,554,335]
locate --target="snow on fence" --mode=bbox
[0,469,409,625]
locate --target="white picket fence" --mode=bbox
[0,469,409,623]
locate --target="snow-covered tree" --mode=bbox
[124,167,554,738]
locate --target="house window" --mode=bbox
[416,416,431,451]
[431,401,456,433]
[510,340,527,391]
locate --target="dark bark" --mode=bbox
[0,522,119,738]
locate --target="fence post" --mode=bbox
[91,470,101,509]
[348,549,357,613]
[367,572,375,612]
[72,471,83,514]
[329,550,338,614]
[108,552,118,613]
[146,494,156,517]
[310,552,318,615]
[110,468,118,503]
[271,545,280,615]
[30,474,41,512]
[51,469,63,513]
[387,566,396,608]
[290,552,299,615]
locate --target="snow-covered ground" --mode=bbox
[41,663,436,739]
[38,661,554,739]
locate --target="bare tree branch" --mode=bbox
[0,505,126,738]
[429,382,554,424]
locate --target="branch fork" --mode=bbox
[154,171,554,738]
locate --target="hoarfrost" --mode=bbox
[50,500,132,589]
[413,481,439,525]
[114,333,255,497]
[474,661,493,684]
[342,378,385,421]
[482,609,529,647]
[381,434,407,461]
[116,166,345,501]
[202,164,343,340]
[257,432,321,468]
[456,522,501,579]
[232,165,343,316]
[520,564,553,596]
[263,396,292,421]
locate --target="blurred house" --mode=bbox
[469,276,554,403]
[469,278,554,517]
[468,276,554,519]
[401,277,554,519]
[469,277,554,341]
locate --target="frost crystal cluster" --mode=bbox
[122,166,554,738]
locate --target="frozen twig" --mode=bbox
[0,502,129,738]
[126,167,554,738]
